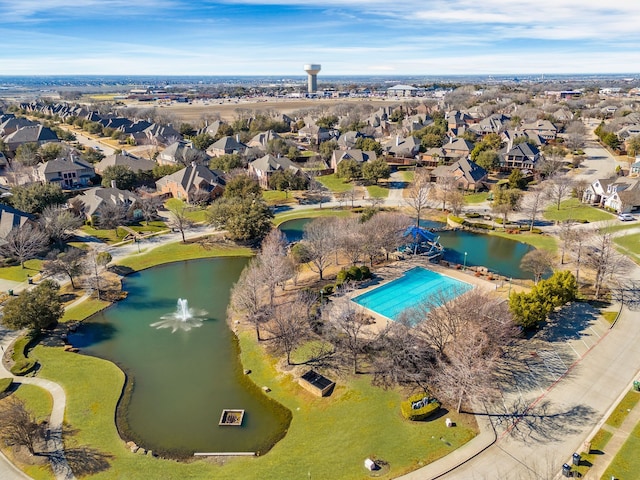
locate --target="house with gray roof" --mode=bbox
[3,125,59,152]
[330,149,377,171]
[0,117,37,137]
[383,136,421,158]
[70,187,141,220]
[502,143,542,171]
[206,136,247,157]
[35,156,95,188]
[583,177,640,213]
[95,151,156,175]
[0,204,34,240]
[159,140,208,166]
[155,163,225,202]
[247,130,282,149]
[430,158,487,191]
[521,119,557,140]
[387,85,418,97]
[249,154,306,189]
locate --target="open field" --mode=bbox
[123,97,400,123]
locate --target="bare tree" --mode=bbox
[520,249,555,284]
[0,223,49,268]
[522,184,548,231]
[584,231,633,298]
[448,190,465,216]
[229,258,269,341]
[572,178,590,202]
[40,204,84,247]
[405,169,432,225]
[338,217,365,265]
[325,291,373,374]
[432,173,458,211]
[301,217,335,280]
[42,248,87,289]
[136,194,163,225]
[265,297,310,365]
[166,200,194,243]
[564,120,587,151]
[96,202,128,232]
[548,175,574,211]
[259,229,294,307]
[84,250,112,300]
[0,397,45,455]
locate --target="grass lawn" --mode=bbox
[605,391,640,428]
[367,184,390,198]
[24,332,477,480]
[62,297,111,323]
[614,232,640,258]
[79,226,127,244]
[0,384,54,480]
[599,222,640,234]
[602,418,640,480]
[0,259,43,282]
[116,242,253,271]
[262,190,298,205]
[316,174,354,193]
[601,311,618,325]
[183,208,208,223]
[543,198,615,223]
[464,192,489,204]
[273,208,352,226]
[489,231,558,252]
[572,428,612,478]
[401,170,415,182]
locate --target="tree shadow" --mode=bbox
[64,322,118,348]
[486,398,597,443]
[610,280,640,311]
[536,302,600,344]
[47,446,113,476]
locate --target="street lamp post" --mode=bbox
[463,252,468,270]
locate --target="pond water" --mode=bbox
[68,258,291,456]
[280,217,533,279]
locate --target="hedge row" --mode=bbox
[323,265,373,295]
[10,333,39,376]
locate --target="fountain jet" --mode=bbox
[150,298,207,333]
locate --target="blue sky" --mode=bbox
[1,0,639,75]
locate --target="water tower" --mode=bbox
[304,64,321,94]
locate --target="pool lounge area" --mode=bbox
[352,266,473,321]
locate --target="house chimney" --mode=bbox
[395,135,400,146]
[110,180,117,189]
[191,161,196,168]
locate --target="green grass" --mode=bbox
[0,384,54,480]
[366,184,389,198]
[605,391,640,428]
[0,259,43,282]
[463,192,489,204]
[183,208,208,223]
[273,208,352,226]
[572,428,612,478]
[599,222,640,234]
[26,331,477,480]
[401,170,415,182]
[614,232,640,257]
[116,242,253,271]
[316,174,354,193]
[79,226,126,244]
[601,310,618,325]
[262,190,298,205]
[80,222,170,245]
[489,231,558,252]
[543,198,615,223]
[602,418,640,480]
[62,297,111,323]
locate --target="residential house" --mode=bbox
[249,154,306,189]
[155,163,225,202]
[631,160,640,176]
[330,149,376,171]
[71,187,141,221]
[420,137,474,167]
[583,177,640,213]
[247,130,281,149]
[387,85,418,97]
[429,158,488,191]
[3,125,59,152]
[206,136,247,157]
[469,113,511,136]
[446,111,472,130]
[0,204,34,240]
[95,151,156,175]
[0,117,37,137]
[384,136,420,158]
[521,119,557,141]
[501,130,545,151]
[337,131,366,150]
[297,124,338,145]
[159,140,208,166]
[35,156,95,188]
[501,143,542,170]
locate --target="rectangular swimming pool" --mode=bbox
[352,267,472,321]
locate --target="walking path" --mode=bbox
[0,330,76,480]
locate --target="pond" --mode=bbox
[68,258,291,456]
[280,217,534,279]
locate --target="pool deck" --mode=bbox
[349,257,530,333]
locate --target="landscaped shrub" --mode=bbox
[335,265,373,288]
[465,212,480,218]
[10,333,39,376]
[448,215,464,224]
[321,285,334,296]
[530,227,543,234]
[401,393,441,421]
[471,222,494,230]
[0,378,12,394]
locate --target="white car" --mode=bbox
[618,213,634,221]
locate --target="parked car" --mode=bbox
[618,213,634,221]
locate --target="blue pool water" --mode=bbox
[353,267,472,320]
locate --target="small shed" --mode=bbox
[299,370,335,397]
